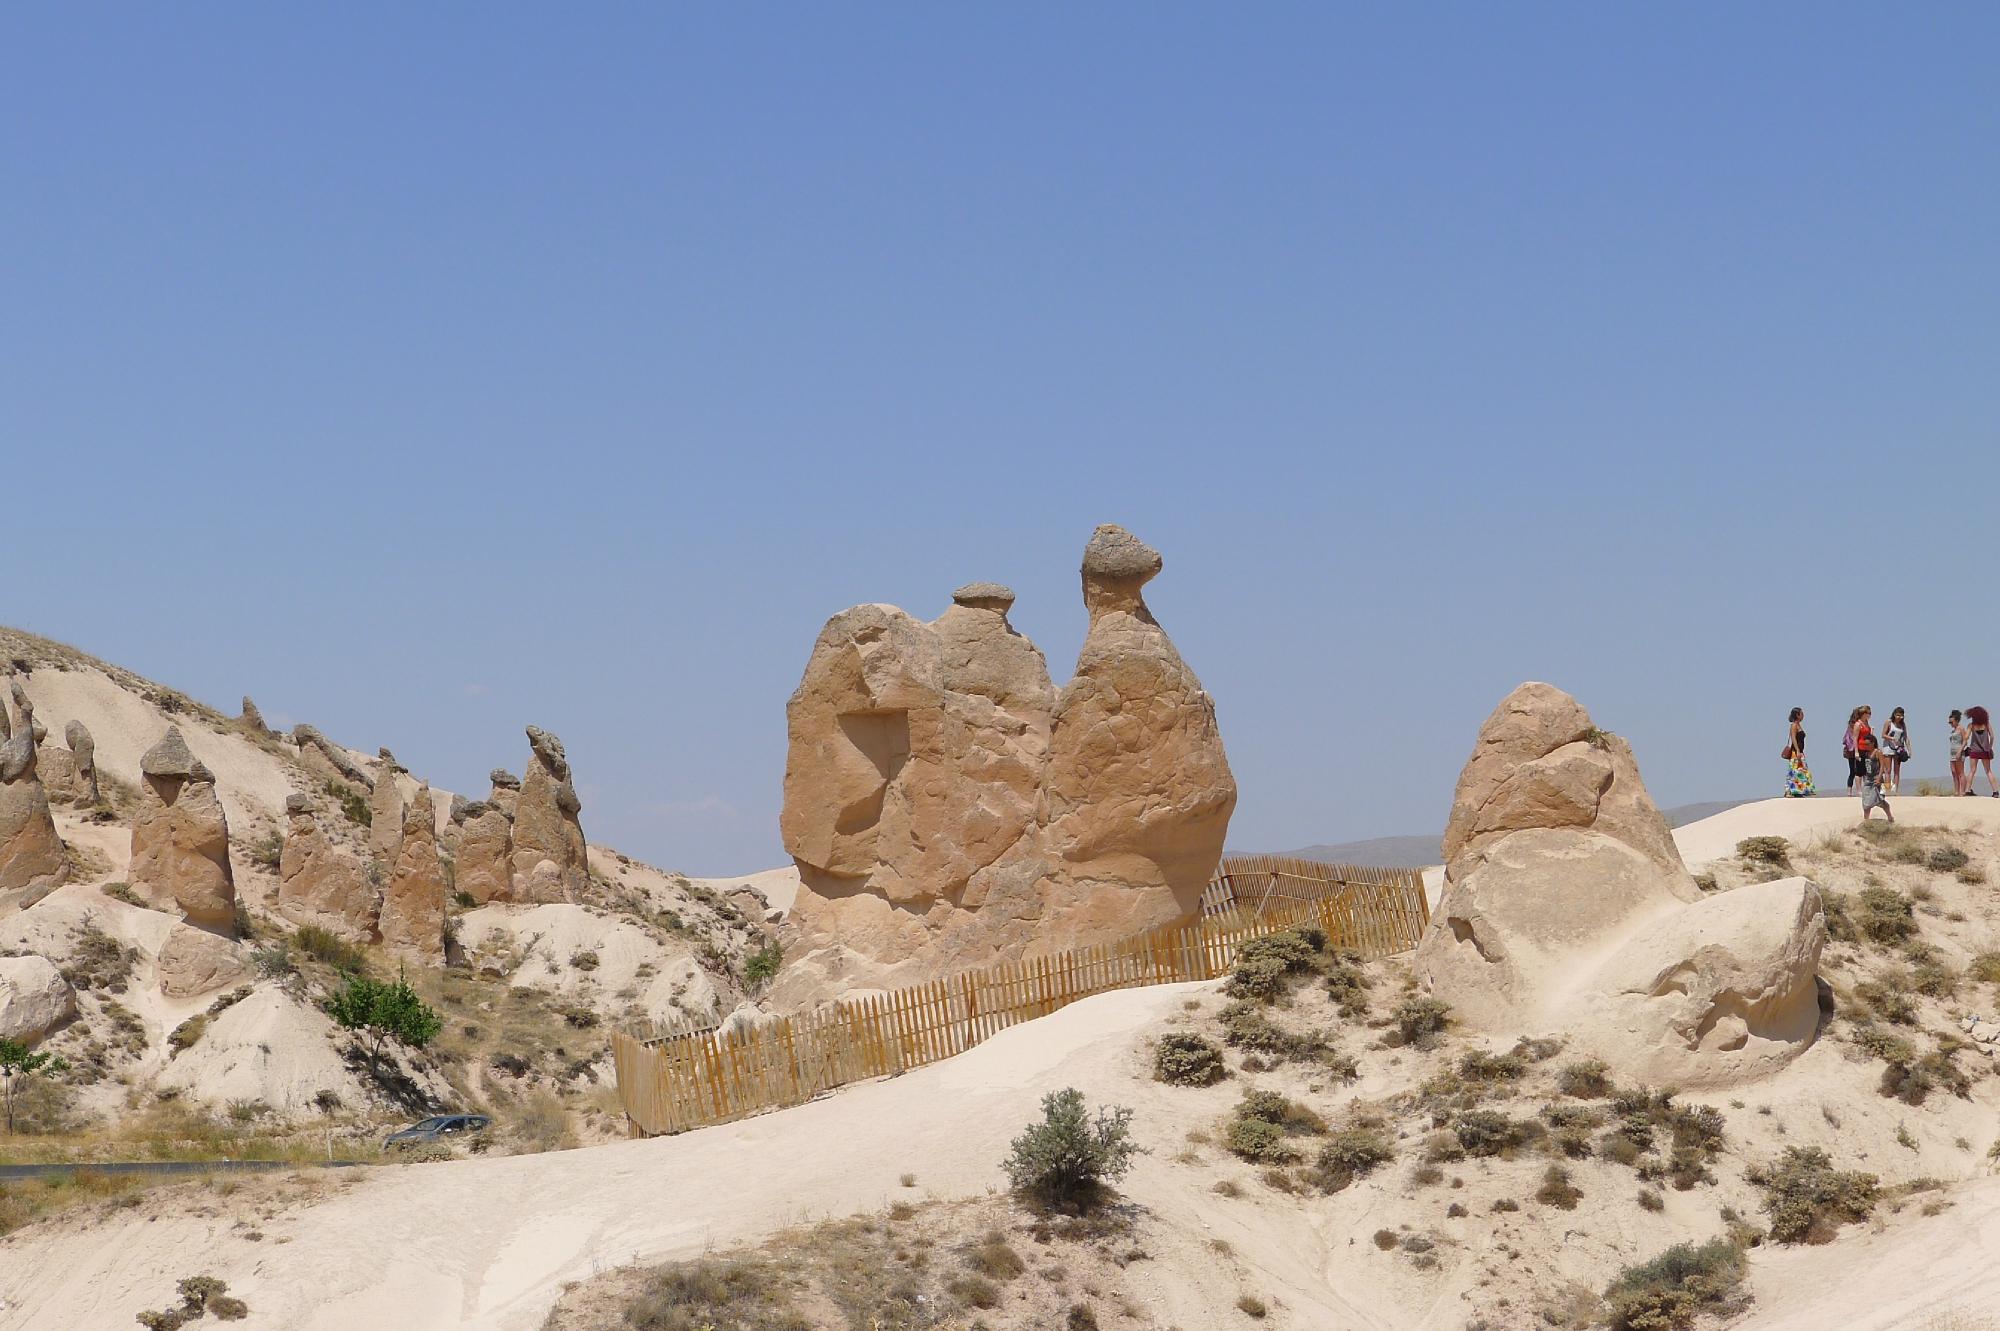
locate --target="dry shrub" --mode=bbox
[1603,1239,1745,1330]
[1748,1146,1879,1244]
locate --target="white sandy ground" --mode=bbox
[10,798,2000,1328]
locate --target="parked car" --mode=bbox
[384,1114,491,1149]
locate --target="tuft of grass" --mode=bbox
[294,924,367,974]
[1853,887,1918,946]
[1235,1294,1268,1319]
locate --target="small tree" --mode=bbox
[743,942,783,988]
[0,1037,67,1133]
[1002,1087,1141,1208]
[326,973,442,1061]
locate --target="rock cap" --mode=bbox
[141,727,213,782]
[1081,524,1162,585]
[951,582,1016,609]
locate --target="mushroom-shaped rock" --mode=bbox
[367,756,406,863]
[510,728,586,903]
[129,726,235,934]
[455,795,515,905]
[1042,524,1236,936]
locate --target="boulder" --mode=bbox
[510,728,586,903]
[0,954,76,1044]
[277,796,379,942]
[379,782,446,965]
[157,923,252,999]
[1415,683,1825,1088]
[0,680,68,906]
[777,525,1236,999]
[1577,877,1826,1089]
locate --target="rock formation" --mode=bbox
[0,680,69,907]
[454,785,515,904]
[40,719,100,806]
[1414,683,1824,1088]
[367,750,406,863]
[488,769,520,818]
[0,954,76,1044]
[1042,525,1237,936]
[239,696,271,735]
[511,728,586,903]
[776,525,1235,997]
[157,923,252,999]
[292,724,374,791]
[379,782,446,964]
[129,727,237,934]
[277,794,380,942]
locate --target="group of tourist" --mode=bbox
[1783,706,2000,819]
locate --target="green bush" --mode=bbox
[1390,995,1450,1048]
[1452,1110,1538,1158]
[1310,1126,1394,1190]
[1558,1058,1614,1099]
[1226,929,1323,1002]
[1153,1033,1227,1087]
[1218,1002,1330,1064]
[743,942,783,987]
[1322,950,1372,1017]
[1235,1089,1325,1134]
[1736,836,1791,867]
[1001,1088,1140,1207]
[1747,1146,1879,1244]
[1456,1049,1526,1083]
[247,831,283,871]
[295,924,368,975]
[1969,953,2000,984]
[325,780,372,828]
[1224,1116,1295,1163]
[1603,1239,1745,1330]
[1853,887,1916,946]
[1928,845,1971,873]
[166,1016,207,1053]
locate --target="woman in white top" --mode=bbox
[1949,709,1969,795]
[1882,706,1910,795]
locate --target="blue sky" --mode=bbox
[6,6,1996,872]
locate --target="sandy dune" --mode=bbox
[0,981,1313,1331]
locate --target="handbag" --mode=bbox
[1781,745,1795,761]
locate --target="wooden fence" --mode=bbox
[613,859,1431,1137]
[1199,853,1426,921]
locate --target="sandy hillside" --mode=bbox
[9,798,2000,1330]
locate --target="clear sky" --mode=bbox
[7,6,1996,873]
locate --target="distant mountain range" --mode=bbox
[1244,798,1764,869]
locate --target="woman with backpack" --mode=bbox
[1966,707,1998,797]
[1783,707,1815,797]
[1949,709,1969,795]
[1882,706,1911,795]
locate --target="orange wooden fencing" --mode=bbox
[613,859,1431,1137]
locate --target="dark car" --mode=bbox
[384,1114,491,1150]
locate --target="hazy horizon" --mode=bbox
[11,6,1996,874]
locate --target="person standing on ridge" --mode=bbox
[1882,706,1911,795]
[1784,707,1815,797]
[1949,709,1969,796]
[1967,707,1998,797]
[1857,727,1893,822]
[1843,706,1866,789]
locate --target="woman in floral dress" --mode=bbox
[1784,706,1815,797]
